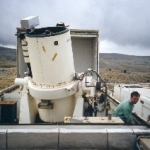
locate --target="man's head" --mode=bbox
[130,91,140,104]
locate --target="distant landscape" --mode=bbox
[0,46,16,89]
[0,46,150,90]
[100,53,150,73]
[0,46,16,68]
[99,53,150,84]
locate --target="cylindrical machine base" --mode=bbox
[36,95,75,122]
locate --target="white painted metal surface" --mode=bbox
[16,29,99,78]
[28,79,78,99]
[26,30,75,86]
[71,36,99,72]
[21,38,30,63]
[19,85,37,124]
[36,95,75,122]
[13,26,99,123]
[20,16,39,28]
[24,28,80,122]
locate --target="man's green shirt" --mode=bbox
[113,99,134,123]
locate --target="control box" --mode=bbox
[20,16,39,28]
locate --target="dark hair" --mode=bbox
[131,91,140,97]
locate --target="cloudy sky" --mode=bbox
[0,0,150,55]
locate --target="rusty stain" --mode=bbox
[52,53,57,61]
[86,120,90,123]
[57,81,66,86]
[58,82,62,85]
[64,117,71,122]
[42,46,46,52]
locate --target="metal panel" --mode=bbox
[7,128,58,149]
[0,129,7,149]
[107,129,136,150]
[59,128,107,149]
[133,128,150,135]
[16,33,28,78]
[72,38,95,73]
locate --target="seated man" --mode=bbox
[113,91,140,124]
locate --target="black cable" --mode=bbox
[79,69,108,114]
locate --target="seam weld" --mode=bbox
[52,53,57,61]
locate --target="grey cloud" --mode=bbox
[0,0,150,50]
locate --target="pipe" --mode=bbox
[15,77,30,86]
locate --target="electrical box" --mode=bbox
[0,101,17,123]
[20,16,39,28]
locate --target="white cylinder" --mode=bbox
[26,28,75,87]
[36,95,75,122]
[15,77,29,85]
[25,26,77,122]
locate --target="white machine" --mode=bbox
[14,16,106,123]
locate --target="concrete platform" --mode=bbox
[59,128,107,149]
[0,129,7,149]
[0,125,149,149]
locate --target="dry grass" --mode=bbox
[100,69,150,84]
[0,51,150,90]
[0,68,17,90]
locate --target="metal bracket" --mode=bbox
[38,100,53,109]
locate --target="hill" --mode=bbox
[0,46,16,68]
[99,53,150,72]
[99,53,150,83]
[0,47,150,89]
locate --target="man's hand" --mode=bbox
[130,121,135,125]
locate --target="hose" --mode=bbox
[79,69,107,114]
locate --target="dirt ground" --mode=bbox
[100,69,150,83]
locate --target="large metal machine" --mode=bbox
[0,16,150,149]
[14,16,107,124]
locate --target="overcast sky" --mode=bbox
[0,0,150,56]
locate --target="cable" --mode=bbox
[76,69,108,116]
